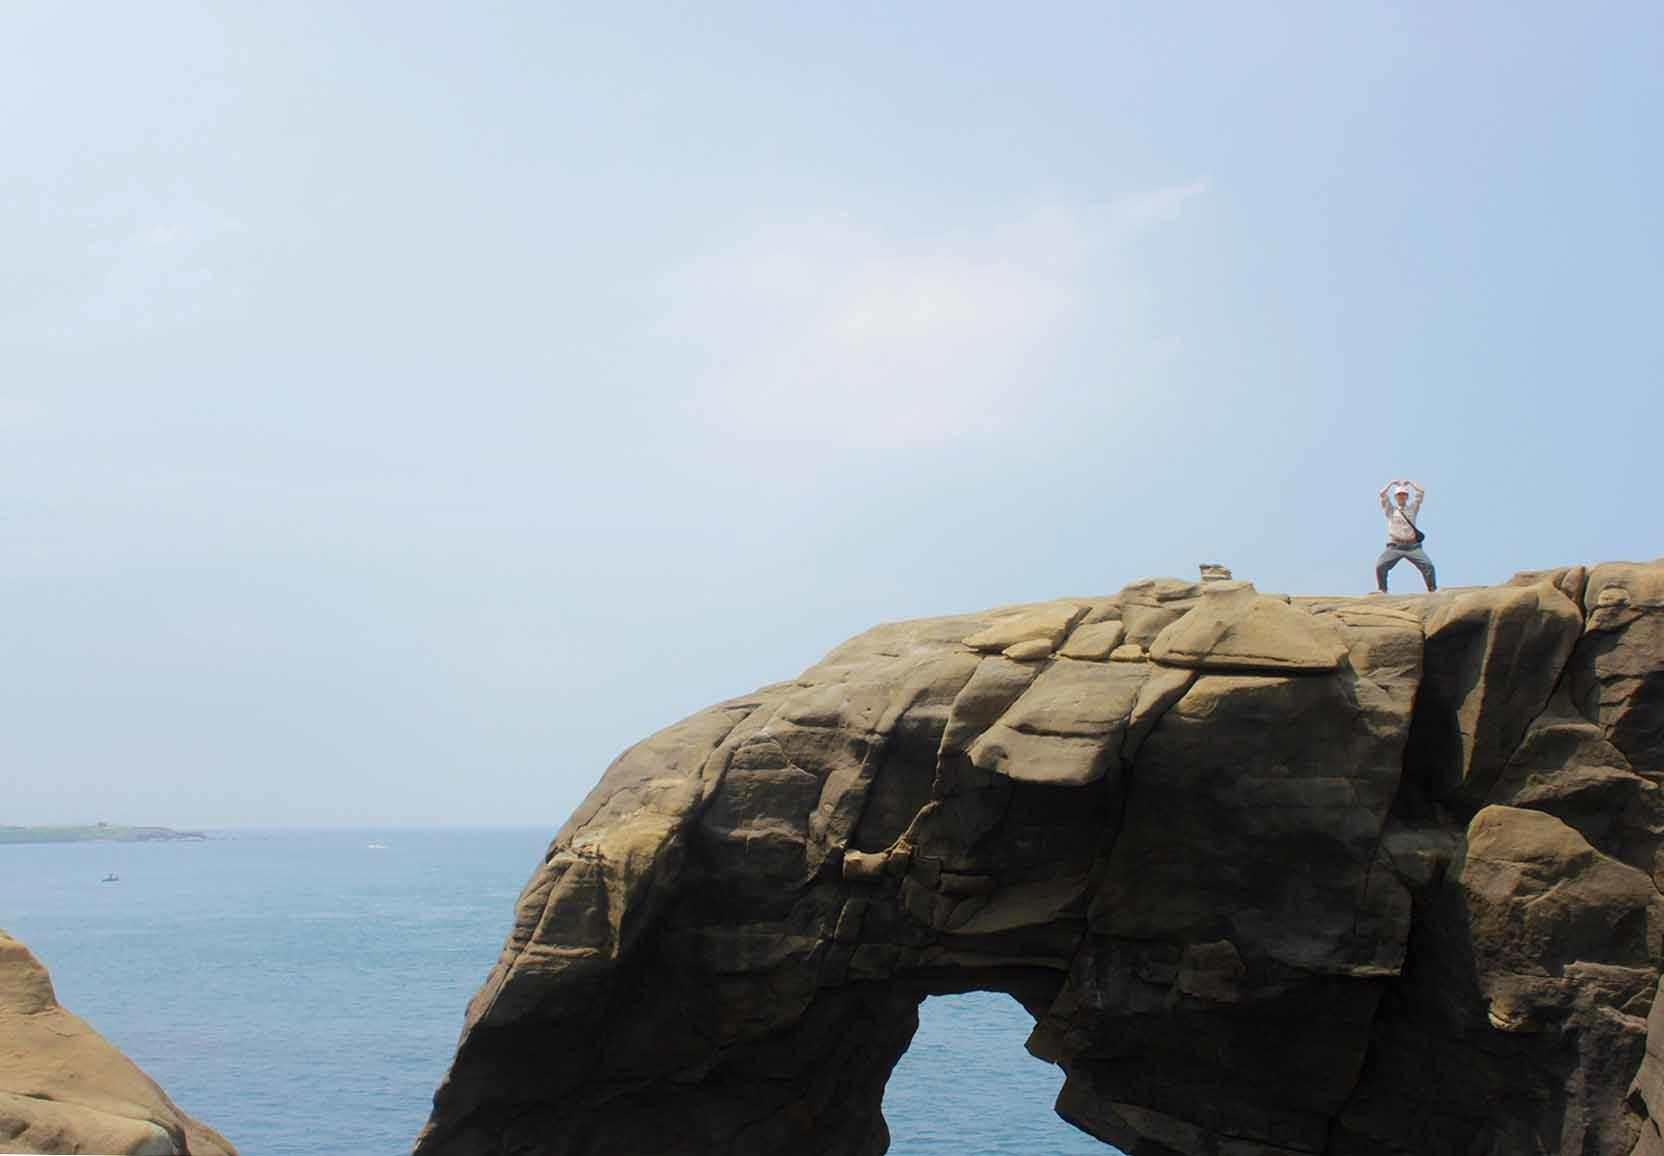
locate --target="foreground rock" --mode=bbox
[416,561,1664,1156]
[0,931,234,1155]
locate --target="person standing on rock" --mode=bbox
[1374,479,1437,593]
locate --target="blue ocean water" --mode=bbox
[0,830,1117,1155]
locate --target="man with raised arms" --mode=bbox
[1375,479,1437,593]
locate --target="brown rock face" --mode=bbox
[0,931,236,1156]
[415,563,1664,1156]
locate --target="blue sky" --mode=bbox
[3,3,1659,826]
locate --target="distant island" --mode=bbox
[0,823,207,845]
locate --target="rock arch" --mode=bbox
[415,563,1664,1156]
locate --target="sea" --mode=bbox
[0,829,1119,1155]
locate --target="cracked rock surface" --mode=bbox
[0,930,236,1155]
[415,561,1664,1156]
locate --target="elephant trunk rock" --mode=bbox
[416,560,1664,1156]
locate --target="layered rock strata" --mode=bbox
[0,930,235,1155]
[416,561,1664,1156]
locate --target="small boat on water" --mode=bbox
[366,841,387,850]
[100,873,119,883]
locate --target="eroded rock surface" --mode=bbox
[0,930,235,1156]
[416,562,1664,1156]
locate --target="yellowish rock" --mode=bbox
[417,559,1664,1156]
[1149,587,1349,673]
[1422,583,1585,802]
[967,659,1150,785]
[0,930,237,1156]
[962,603,1087,653]
[1002,637,1056,661]
[1058,620,1126,661]
[1109,643,1146,662]
[940,657,1040,753]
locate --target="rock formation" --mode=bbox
[0,930,235,1155]
[415,561,1664,1156]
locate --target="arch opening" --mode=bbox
[882,989,1121,1155]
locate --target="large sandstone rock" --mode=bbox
[0,931,235,1156]
[416,561,1664,1156]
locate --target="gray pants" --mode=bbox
[1376,543,1436,592]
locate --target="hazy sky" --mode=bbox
[3,3,1659,827]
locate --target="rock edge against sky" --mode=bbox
[417,560,1664,1156]
[0,929,235,1156]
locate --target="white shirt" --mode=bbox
[1379,482,1424,545]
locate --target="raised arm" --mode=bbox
[1379,479,1402,517]
[1404,480,1425,518]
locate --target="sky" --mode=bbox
[2,2,1659,827]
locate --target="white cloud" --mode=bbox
[653,182,1206,450]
